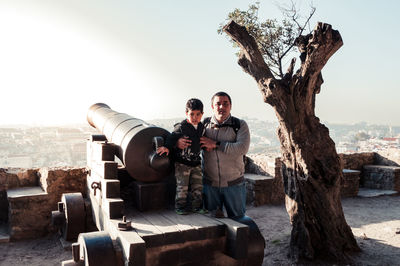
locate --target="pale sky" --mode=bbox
[0,0,399,126]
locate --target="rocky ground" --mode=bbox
[0,194,399,266]
[248,194,400,266]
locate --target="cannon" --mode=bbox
[86,103,170,182]
[52,103,265,266]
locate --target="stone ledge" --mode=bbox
[363,165,400,171]
[7,186,47,199]
[357,188,399,197]
[245,173,274,182]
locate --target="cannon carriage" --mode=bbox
[52,103,265,266]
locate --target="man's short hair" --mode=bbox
[186,98,204,113]
[211,91,232,105]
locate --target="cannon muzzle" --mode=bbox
[87,103,171,182]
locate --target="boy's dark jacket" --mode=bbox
[165,119,204,166]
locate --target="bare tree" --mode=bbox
[221,2,360,263]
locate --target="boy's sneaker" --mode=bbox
[175,208,189,215]
[193,208,208,214]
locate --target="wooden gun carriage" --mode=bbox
[52,103,265,266]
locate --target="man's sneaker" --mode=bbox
[213,208,225,218]
[175,208,189,215]
[193,208,208,214]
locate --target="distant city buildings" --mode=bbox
[0,125,96,168]
[0,120,398,168]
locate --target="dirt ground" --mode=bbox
[0,194,399,266]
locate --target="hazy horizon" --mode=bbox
[1,0,399,126]
[1,117,399,129]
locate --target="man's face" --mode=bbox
[211,96,231,123]
[186,109,203,126]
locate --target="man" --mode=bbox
[198,91,250,218]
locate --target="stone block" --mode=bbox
[363,165,400,191]
[133,181,167,211]
[102,179,121,198]
[215,218,249,259]
[89,141,116,163]
[7,187,52,240]
[91,161,118,179]
[341,169,360,197]
[245,174,284,206]
[103,198,124,219]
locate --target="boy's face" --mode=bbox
[186,109,203,126]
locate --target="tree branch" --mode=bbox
[300,22,343,78]
[223,20,275,81]
[278,2,316,64]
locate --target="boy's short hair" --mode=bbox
[186,98,203,113]
[211,91,232,105]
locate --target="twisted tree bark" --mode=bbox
[223,21,360,262]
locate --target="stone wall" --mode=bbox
[39,167,87,206]
[0,168,38,190]
[245,155,285,205]
[338,152,375,170]
[2,150,399,240]
[245,152,397,204]
[3,167,87,240]
[338,151,400,187]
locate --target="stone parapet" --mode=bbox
[339,152,375,171]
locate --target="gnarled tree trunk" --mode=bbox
[223,21,360,262]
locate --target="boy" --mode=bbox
[157,98,207,215]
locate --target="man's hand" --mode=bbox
[176,136,191,149]
[200,136,217,152]
[156,146,169,156]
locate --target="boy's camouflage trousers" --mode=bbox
[174,162,203,210]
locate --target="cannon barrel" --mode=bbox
[87,103,170,182]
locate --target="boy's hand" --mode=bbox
[156,146,169,156]
[176,136,191,149]
[200,136,217,152]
